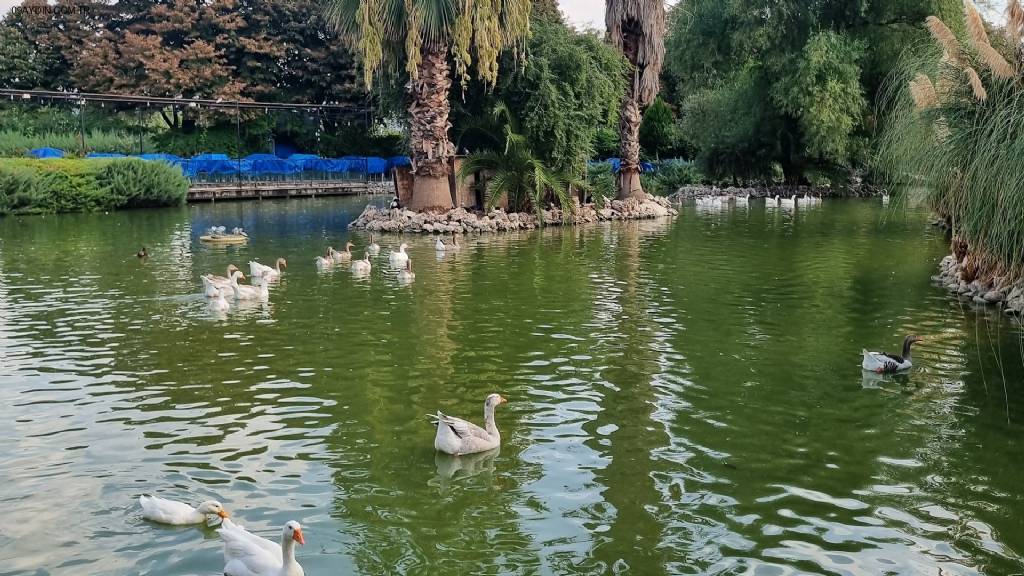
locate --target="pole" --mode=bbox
[79,101,86,155]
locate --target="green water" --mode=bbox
[1,197,1023,575]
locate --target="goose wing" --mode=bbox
[139,495,196,524]
[437,412,492,440]
[219,519,281,576]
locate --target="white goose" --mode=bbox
[229,270,269,301]
[780,194,797,208]
[389,243,409,268]
[431,393,507,456]
[332,242,354,263]
[397,259,415,283]
[209,290,231,313]
[203,265,242,297]
[220,519,305,576]
[249,258,287,281]
[435,237,446,251]
[862,335,923,373]
[351,252,372,275]
[139,495,229,525]
[765,195,780,208]
[881,192,891,205]
[314,248,334,269]
[367,234,380,256]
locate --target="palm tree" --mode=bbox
[325,0,531,210]
[605,0,665,199]
[458,105,579,224]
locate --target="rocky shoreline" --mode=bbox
[667,183,883,201]
[348,195,677,234]
[933,253,1024,315]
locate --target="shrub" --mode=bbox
[0,158,187,215]
[98,159,189,209]
[586,162,616,205]
[0,129,153,157]
[642,159,703,196]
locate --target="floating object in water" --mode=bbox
[219,519,305,576]
[139,495,229,525]
[431,393,507,455]
[862,335,923,373]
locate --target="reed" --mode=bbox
[877,6,1024,279]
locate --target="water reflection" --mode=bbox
[1,198,1024,575]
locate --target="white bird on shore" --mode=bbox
[139,495,229,525]
[862,335,923,373]
[219,519,305,576]
[431,393,507,455]
[389,243,409,268]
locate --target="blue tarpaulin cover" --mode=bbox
[85,152,127,158]
[191,153,231,162]
[388,156,412,169]
[366,157,388,175]
[28,147,65,159]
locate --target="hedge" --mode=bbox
[0,158,188,215]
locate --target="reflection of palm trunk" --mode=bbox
[408,44,455,210]
[617,95,643,199]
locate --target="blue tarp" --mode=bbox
[139,153,184,164]
[184,159,248,177]
[86,152,126,158]
[249,157,302,175]
[366,157,387,175]
[288,154,321,171]
[341,156,367,173]
[28,147,65,159]
[641,161,655,173]
[307,158,349,172]
[243,153,280,162]
[191,153,231,162]
[388,156,411,169]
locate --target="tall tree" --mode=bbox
[605,0,665,199]
[325,0,531,210]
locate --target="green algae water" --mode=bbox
[2,197,1023,575]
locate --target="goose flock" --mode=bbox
[695,193,824,210]
[136,393,505,574]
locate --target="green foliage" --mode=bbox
[0,158,186,215]
[458,104,579,224]
[639,97,677,159]
[877,12,1024,272]
[680,67,780,180]
[664,0,962,181]
[585,162,616,206]
[0,24,45,88]
[773,31,867,164]
[0,129,152,157]
[641,159,703,196]
[97,159,189,209]
[454,15,626,175]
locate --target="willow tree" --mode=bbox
[326,0,530,210]
[606,0,665,199]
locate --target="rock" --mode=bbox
[983,290,1004,303]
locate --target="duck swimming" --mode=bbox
[431,393,507,455]
[862,335,923,373]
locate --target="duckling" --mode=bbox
[137,247,149,259]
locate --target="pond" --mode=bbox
[1,197,1023,575]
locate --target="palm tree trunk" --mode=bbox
[617,94,643,199]
[408,44,455,211]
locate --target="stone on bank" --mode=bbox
[348,195,677,234]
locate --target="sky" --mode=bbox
[0,0,607,26]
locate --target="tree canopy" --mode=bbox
[664,0,963,183]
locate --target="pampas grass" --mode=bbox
[965,66,988,100]
[910,74,939,109]
[1008,0,1024,43]
[965,0,991,48]
[927,16,962,64]
[877,3,1024,280]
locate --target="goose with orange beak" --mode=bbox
[139,495,229,525]
[431,393,507,455]
[220,519,305,576]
